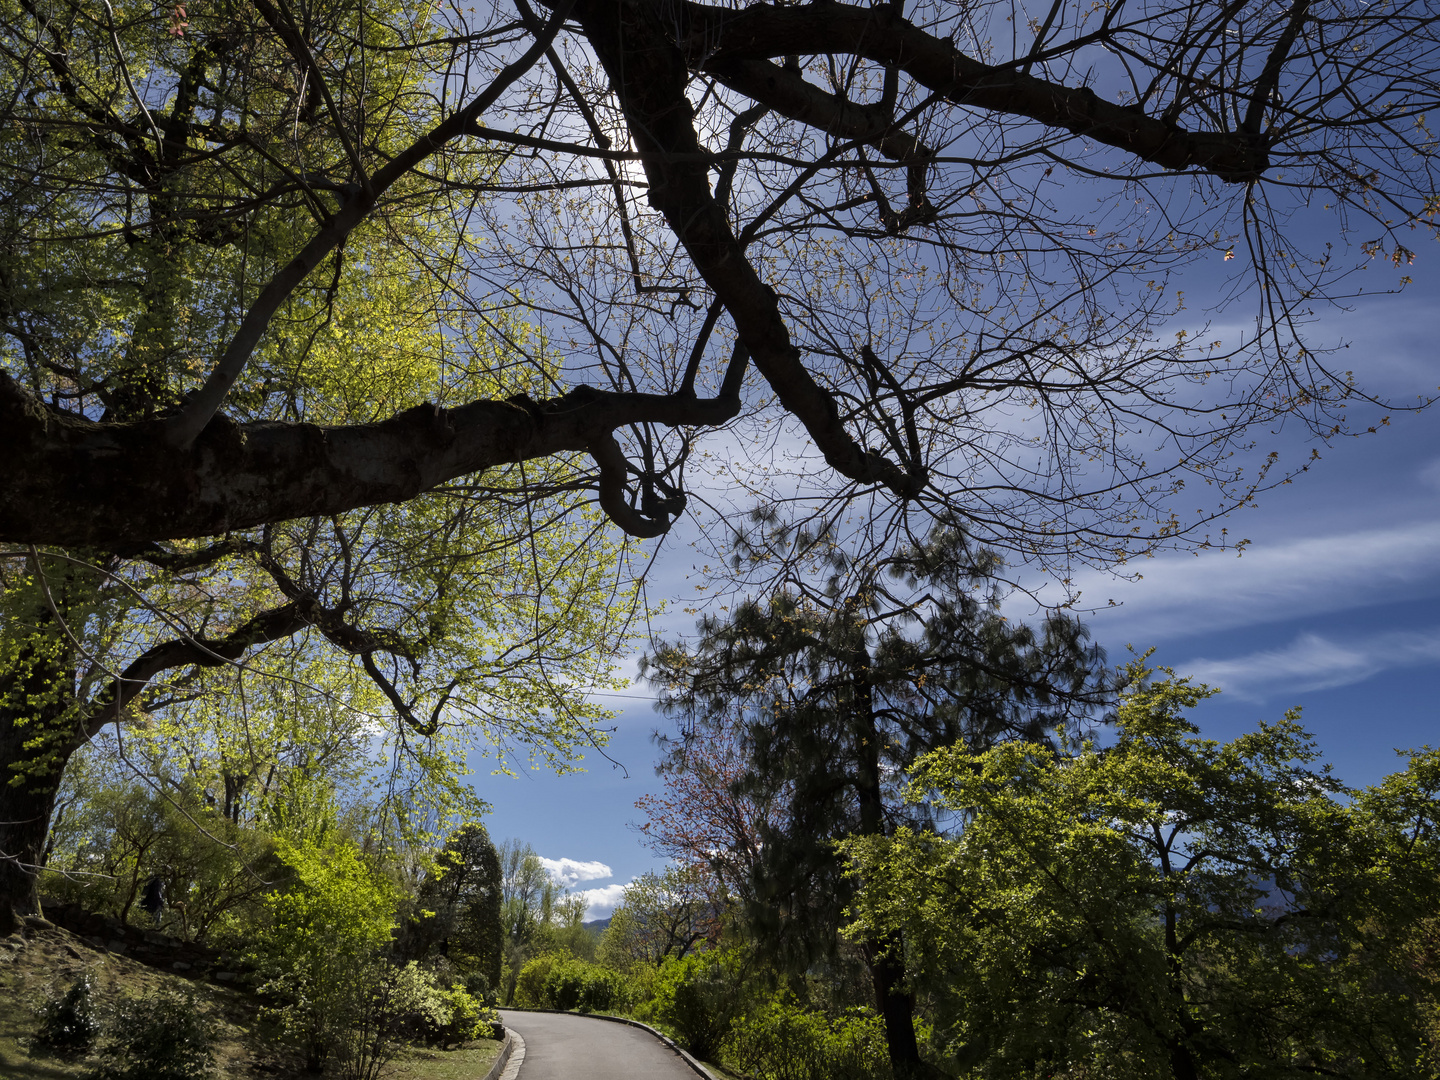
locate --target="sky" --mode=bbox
[472,232,1440,924]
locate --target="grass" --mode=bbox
[0,921,503,1079]
[390,1041,503,1080]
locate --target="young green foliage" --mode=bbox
[843,671,1440,1078]
[246,835,399,1072]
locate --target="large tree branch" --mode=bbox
[708,57,935,222]
[680,2,1268,181]
[574,0,926,500]
[0,372,738,545]
[84,602,309,735]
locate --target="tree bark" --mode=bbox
[0,643,79,932]
[680,2,1266,181]
[848,644,924,1074]
[0,374,740,546]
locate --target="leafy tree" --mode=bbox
[842,673,1440,1078]
[0,0,642,929]
[6,0,1440,936]
[0,458,632,927]
[248,834,400,1073]
[2,0,1436,558]
[634,723,785,904]
[495,838,566,1002]
[38,659,414,939]
[644,526,1112,1075]
[42,764,278,938]
[597,865,721,969]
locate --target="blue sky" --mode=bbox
[475,254,1440,922]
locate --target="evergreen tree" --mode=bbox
[643,524,1114,1076]
[406,823,504,994]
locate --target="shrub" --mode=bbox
[34,973,102,1053]
[513,953,561,1007]
[247,837,397,1072]
[385,963,499,1046]
[540,956,631,1013]
[463,970,498,1008]
[721,994,891,1080]
[89,986,215,1080]
[441,984,502,1042]
[650,948,749,1060]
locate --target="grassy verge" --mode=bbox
[389,1040,503,1080]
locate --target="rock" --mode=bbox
[23,915,55,931]
[172,961,192,971]
[214,971,238,982]
[106,940,127,954]
[63,944,83,960]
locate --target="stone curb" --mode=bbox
[500,1007,721,1080]
[483,1029,521,1080]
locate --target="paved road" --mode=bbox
[499,1010,701,1080]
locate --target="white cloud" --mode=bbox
[537,857,613,888]
[1178,627,1440,702]
[1066,520,1440,643]
[576,882,631,920]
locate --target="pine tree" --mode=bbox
[643,523,1114,1076]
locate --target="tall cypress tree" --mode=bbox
[644,525,1115,1077]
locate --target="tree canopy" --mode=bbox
[1,0,1437,558]
[5,0,1440,936]
[842,674,1440,1078]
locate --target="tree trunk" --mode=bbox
[0,767,61,932]
[0,576,85,934]
[0,689,76,933]
[851,653,925,1075]
[868,944,922,1071]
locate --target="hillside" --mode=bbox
[0,914,503,1079]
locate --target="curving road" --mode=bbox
[499,1010,704,1080]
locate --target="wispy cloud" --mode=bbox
[538,857,613,888]
[1178,627,1440,702]
[576,882,630,920]
[1066,521,1440,644]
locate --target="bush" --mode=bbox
[541,957,631,1014]
[89,986,215,1080]
[514,953,632,1013]
[721,994,891,1080]
[650,948,749,1061]
[34,973,102,1053]
[513,953,561,1007]
[385,963,499,1046]
[463,970,498,1008]
[247,837,398,1072]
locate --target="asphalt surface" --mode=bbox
[498,1010,702,1080]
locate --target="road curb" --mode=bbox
[500,1007,721,1080]
[483,1029,523,1080]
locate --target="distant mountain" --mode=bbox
[582,916,612,934]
